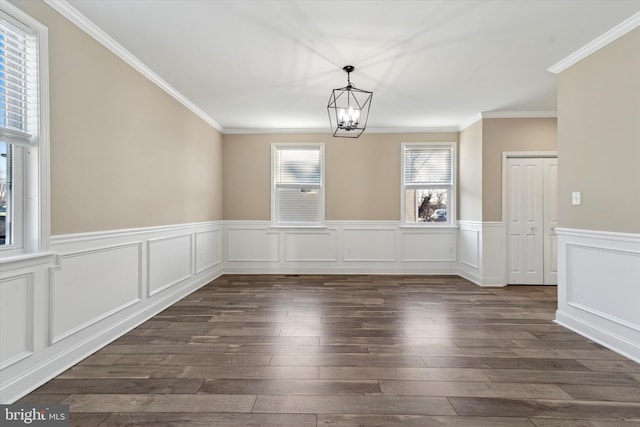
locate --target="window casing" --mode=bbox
[0,3,49,257]
[271,143,324,227]
[402,143,456,226]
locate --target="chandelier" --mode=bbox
[327,65,373,138]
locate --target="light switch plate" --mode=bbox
[572,191,581,205]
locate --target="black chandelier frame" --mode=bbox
[327,65,373,138]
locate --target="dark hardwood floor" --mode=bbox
[19,275,640,426]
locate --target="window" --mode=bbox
[272,144,324,226]
[402,143,455,226]
[0,4,48,256]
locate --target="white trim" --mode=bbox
[555,227,640,363]
[502,151,558,159]
[548,11,640,74]
[481,111,557,119]
[224,128,329,135]
[50,220,222,244]
[1,220,224,403]
[568,300,640,334]
[458,113,483,131]
[223,126,460,135]
[556,227,640,243]
[400,142,457,228]
[555,311,640,364]
[49,242,143,344]
[194,229,222,274]
[0,272,35,370]
[42,0,223,132]
[501,152,558,285]
[224,220,459,274]
[457,220,505,287]
[271,143,325,227]
[0,0,51,257]
[146,234,193,297]
[458,111,557,132]
[357,127,461,134]
[1,267,221,403]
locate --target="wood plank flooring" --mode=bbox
[19,274,640,426]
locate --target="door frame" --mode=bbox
[501,151,557,285]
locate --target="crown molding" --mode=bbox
[548,11,640,74]
[458,111,558,131]
[222,128,328,135]
[222,126,460,135]
[458,113,483,131]
[365,127,460,134]
[481,111,557,119]
[43,0,223,132]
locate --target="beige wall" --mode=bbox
[482,118,557,221]
[223,132,458,221]
[558,29,640,233]
[11,1,223,235]
[458,120,483,221]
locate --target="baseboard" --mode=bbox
[555,309,640,363]
[458,269,506,287]
[1,267,222,403]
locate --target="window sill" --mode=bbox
[268,225,328,232]
[0,251,57,270]
[400,224,459,230]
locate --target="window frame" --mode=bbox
[0,1,50,258]
[271,143,325,228]
[401,142,456,227]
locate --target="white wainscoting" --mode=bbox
[51,242,142,343]
[457,221,505,286]
[555,228,640,363]
[224,221,459,274]
[0,221,223,403]
[148,234,192,296]
[0,272,35,370]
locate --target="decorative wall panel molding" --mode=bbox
[227,227,279,262]
[147,234,192,296]
[0,221,223,404]
[284,231,338,262]
[459,228,479,269]
[51,242,142,344]
[457,221,504,287]
[343,228,396,262]
[400,231,457,262]
[556,228,640,363]
[195,229,222,274]
[224,221,459,274]
[0,273,35,370]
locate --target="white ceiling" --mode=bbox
[63,0,640,132]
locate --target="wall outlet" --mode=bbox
[571,191,581,206]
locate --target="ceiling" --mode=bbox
[63,0,640,133]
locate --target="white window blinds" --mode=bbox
[0,11,36,146]
[273,145,323,225]
[404,146,452,186]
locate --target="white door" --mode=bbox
[506,156,558,285]
[543,158,558,285]
[507,158,544,284]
